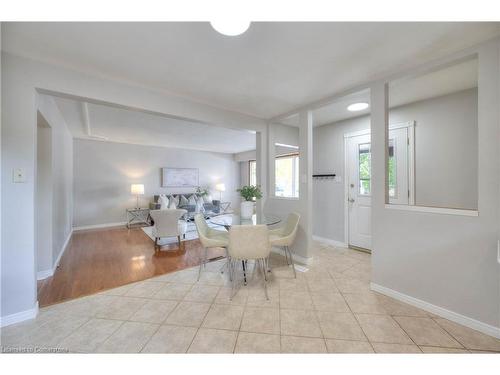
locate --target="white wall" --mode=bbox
[0,49,265,323]
[37,95,74,272]
[313,88,478,243]
[391,88,478,210]
[73,139,240,227]
[239,161,250,187]
[36,118,53,274]
[370,42,499,332]
[313,115,369,242]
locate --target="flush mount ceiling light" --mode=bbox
[210,20,250,36]
[347,102,369,112]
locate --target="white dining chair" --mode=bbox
[194,213,229,281]
[228,224,271,300]
[150,209,188,252]
[269,212,300,278]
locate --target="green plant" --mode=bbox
[195,186,210,197]
[237,185,263,201]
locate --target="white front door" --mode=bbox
[347,133,372,250]
[346,128,410,250]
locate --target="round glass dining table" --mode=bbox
[210,213,281,230]
[210,213,281,284]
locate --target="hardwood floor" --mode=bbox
[37,226,225,307]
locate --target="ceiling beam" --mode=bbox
[81,101,91,136]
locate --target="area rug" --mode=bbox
[141,220,226,246]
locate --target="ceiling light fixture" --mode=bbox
[210,21,250,36]
[347,102,369,112]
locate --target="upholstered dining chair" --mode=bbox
[194,213,229,281]
[228,225,271,300]
[149,209,188,252]
[269,212,300,278]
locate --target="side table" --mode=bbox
[126,208,151,229]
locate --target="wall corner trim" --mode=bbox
[37,229,73,281]
[36,269,53,280]
[0,302,39,328]
[371,282,500,339]
[312,235,348,248]
[73,222,127,231]
[271,246,313,265]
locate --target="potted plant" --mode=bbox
[195,186,210,197]
[237,185,263,219]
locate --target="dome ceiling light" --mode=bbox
[347,102,369,112]
[210,21,250,36]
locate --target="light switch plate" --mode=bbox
[13,168,26,183]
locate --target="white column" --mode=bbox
[297,110,313,260]
[370,82,387,279]
[267,122,276,198]
[255,128,267,215]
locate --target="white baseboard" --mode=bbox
[73,221,127,231]
[271,246,313,265]
[0,302,39,328]
[371,282,500,339]
[37,229,73,280]
[36,269,53,280]
[312,235,348,248]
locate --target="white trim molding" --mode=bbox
[371,283,500,339]
[73,222,127,231]
[312,235,348,248]
[37,229,73,280]
[0,302,39,328]
[384,204,479,217]
[36,269,53,280]
[271,246,313,265]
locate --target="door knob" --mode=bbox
[348,198,355,203]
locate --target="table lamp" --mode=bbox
[131,184,144,209]
[215,183,226,201]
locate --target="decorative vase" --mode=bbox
[240,201,254,219]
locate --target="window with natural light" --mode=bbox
[358,143,371,195]
[249,160,257,186]
[275,154,299,198]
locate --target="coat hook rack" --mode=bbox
[312,173,336,180]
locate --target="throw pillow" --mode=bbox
[188,195,197,206]
[159,194,169,210]
[171,195,180,206]
[179,195,189,206]
[168,196,177,209]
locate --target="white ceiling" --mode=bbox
[280,57,478,127]
[52,95,256,154]
[4,22,499,119]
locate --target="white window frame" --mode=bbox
[248,160,257,186]
[274,152,299,199]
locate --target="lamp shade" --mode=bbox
[131,184,144,195]
[215,183,226,192]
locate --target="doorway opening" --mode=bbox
[36,111,54,280]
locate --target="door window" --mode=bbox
[358,143,371,195]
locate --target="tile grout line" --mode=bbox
[305,269,330,352]
[138,300,181,353]
[185,283,223,353]
[428,316,469,350]
[389,315,423,352]
[336,286,376,353]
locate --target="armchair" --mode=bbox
[149,209,188,252]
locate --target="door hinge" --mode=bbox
[408,190,410,198]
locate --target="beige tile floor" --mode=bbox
[1,242,500,354]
